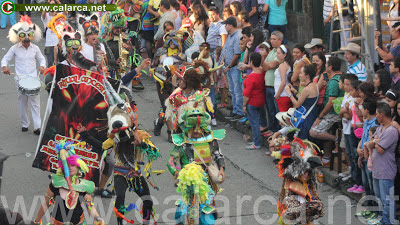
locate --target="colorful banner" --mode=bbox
[32,64,111,186]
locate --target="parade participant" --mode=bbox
[153,31,186,138]
[166,63,225,224]
[101,8,134,79]
[78,78,160,225]
[77,14,108,73]
[1,15,46,135]
[101,7,145,90]
[276,133,325,225]
[32,141,104,225]
[165,61,214,141]
[160,31,187,64]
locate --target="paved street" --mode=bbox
[0,13,370,225]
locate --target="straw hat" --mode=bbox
[304,38,325,49]
[340,42,361,55]
[276,108,295,126]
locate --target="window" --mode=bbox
[287,0,304,14]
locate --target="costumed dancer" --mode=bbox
[78,77,161,225]
[1,15,46,135]
[101,4,145,90]
[275,132,325,225]
[32,141,104,225]
[152,31,186,138]
[165,62,225,224]
[77,13,108,73]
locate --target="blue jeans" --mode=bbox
[268,24,287,44]
[247,104,268,147]
[344,133,362,185]
[265,87,279,132]
[360,160,374,206]
[373,178,397,225]
[1,0,16,28]
[209,86,217,107]
[226,66,243,116]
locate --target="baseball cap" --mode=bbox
[222,17,237,27]
[181,18,193,28]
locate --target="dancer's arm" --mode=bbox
[84,194,104,224]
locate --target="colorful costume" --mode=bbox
[275,135,325,225]
[35,141,102,225]
[165,65,225,225]
[100,7,145,90]
[82,78,160,225]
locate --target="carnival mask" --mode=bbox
[63,32,82,52]
[109,8,127,28]
[78,14,100,36]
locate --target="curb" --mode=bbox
[215,107,362,201]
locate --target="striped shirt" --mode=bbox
[323,0,332,20]
[347,60,366,81]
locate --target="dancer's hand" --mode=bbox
[94,217,104,225]
[2,66,10,74]
[219,168,225,183]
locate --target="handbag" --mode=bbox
[290,86,319,128]
[353,107,363,138]
[192,145,223,184]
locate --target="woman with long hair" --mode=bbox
[192,4,209,38]
[312,52,327,109]
[240,28,265,71]
[285,64,319,140]
[274,45,293,112]
[291,44,311,90]
[263,0,288,44]
[230,1,243,16]
[374,69,392,98]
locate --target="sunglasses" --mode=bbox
[19,32,34,38]
[66,40,81,47]
[83,21,98,28]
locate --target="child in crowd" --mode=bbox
[238,37,248,83]
[215,47,228,108]
[267,108,295,155]
[160,34,186,64]
[347,78,365,194]
[258,42,270,60]
[222,6,233,20]
[355,100,378,220]
[199,42,217,126]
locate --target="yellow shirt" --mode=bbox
[149,0,162,25]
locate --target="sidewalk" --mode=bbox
[215,107,362,201]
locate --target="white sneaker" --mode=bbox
[211,118,217,126]
[339,170,351,178]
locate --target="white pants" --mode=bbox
[15,81,41,129]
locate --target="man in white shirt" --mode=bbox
[79,20,107,73]
[41,1,59,67]
[341,43,367,81]
[2,19,46,134]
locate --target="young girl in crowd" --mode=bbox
[215,47,228,108]
[347,79,365,194]
[374,69,392,98]
[230,1,243,17]
[385,89,400,115]
[274,44,293,112]
[222,6,233,20]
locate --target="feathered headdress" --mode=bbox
[8,15,42,43]
[277,137,322,179]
